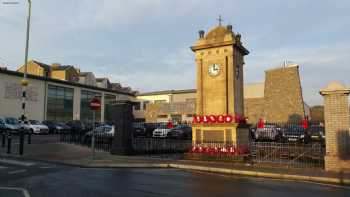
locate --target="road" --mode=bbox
[0,158,349,197]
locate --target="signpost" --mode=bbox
[90,97,101,160]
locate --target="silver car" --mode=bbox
[255,125,282,141]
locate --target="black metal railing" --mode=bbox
[59,131,113,152]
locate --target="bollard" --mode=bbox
[7,132,12,154]
[19,129,24,155]
[27,130,31,144]
[1,132,5,148]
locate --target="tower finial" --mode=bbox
[217,15,223,26]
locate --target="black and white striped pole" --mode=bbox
[19,0,32,155]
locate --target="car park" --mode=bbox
[281,125,309,143]
[255,124,283,142]
[24,120,49,134]
[153,124,172,138]
[43,121,71,134]
[66,120,86,133]
[84,125,115,143]
[167,125,192,140]
[0,117,22,134]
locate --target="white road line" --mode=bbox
[8,169,27,174]
[0,159,35,166]
[39,166,54,169]
[0,187,31,197]
[0,165,8,170]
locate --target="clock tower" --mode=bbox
[191,24,250,145]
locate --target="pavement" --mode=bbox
[1,135,350,186]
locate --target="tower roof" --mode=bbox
[191,25,249,55]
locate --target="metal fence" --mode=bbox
[132,138,192,154]
[59,131,113,152]
[250,142,325,168]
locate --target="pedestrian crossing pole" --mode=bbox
[19,0,32,155]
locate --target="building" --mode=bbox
[17,60,51,77]
[0,69,135,123]
[134,89,196,123]
[79,72,96,86]
[96,78,111,89]
[134,64,309,124]
[50,63,79,83]
[17,61,80,83]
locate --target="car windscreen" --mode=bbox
[0,119,4,124]
[5,118,19,125]
[29,120,41,125]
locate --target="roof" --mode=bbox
[33,60,51,71]
[0,69,135,96]
[205,26,235,40]
[191,25,249,55]
[79,72,94,77]
[137,89,196,96]
[51,65,74,71]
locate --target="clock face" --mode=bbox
[208,64,220,76]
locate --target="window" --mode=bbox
[80,90,101,122]
[143,101,150,110]
[186,114,194,117]
[134,102,141,110]
[185,98,196,103]
[47,85,74,122]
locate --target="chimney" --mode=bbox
[198,30,205,38]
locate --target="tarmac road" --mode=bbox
[0,158,349,197]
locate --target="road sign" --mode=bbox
[90,98,101,110]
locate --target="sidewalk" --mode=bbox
[1,142,350,185]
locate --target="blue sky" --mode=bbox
[0,0,349,105]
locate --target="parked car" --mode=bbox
[133,122,147,138]
[24,120,49,135]
[255,124,283,141]
[281,125,311,143]
[167,125,192,140]
[66,121,86,133]
[84,125,115,143]
[43,121,71,134]
[153,124,172,138]
[0,118,6,133]
[0,117,22,134]
[309,125,325,143]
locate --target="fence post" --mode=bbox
[6,132,11,154]
[320,82,350,171]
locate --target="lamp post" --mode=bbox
[19,0,32,155]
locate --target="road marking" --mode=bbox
[8,169,27,174]
[0,165,8,170]
[0,159,35,166]
[39,166,54,169]
[0,187,31,197]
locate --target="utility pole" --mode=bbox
[19,0,32,155]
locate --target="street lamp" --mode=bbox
[3,0,32,154]
[18,0,32,155]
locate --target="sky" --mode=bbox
[0,0,349,106]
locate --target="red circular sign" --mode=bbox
[90,98,101,110]
[208,115,217,123]
[224,115,233,123]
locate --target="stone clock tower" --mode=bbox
[191,24,250,145]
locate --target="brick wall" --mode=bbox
[263,66,305,122]
[244,98,264,124]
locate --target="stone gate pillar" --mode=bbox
[320,82,350,172]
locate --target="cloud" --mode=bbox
[0,0,349,106]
